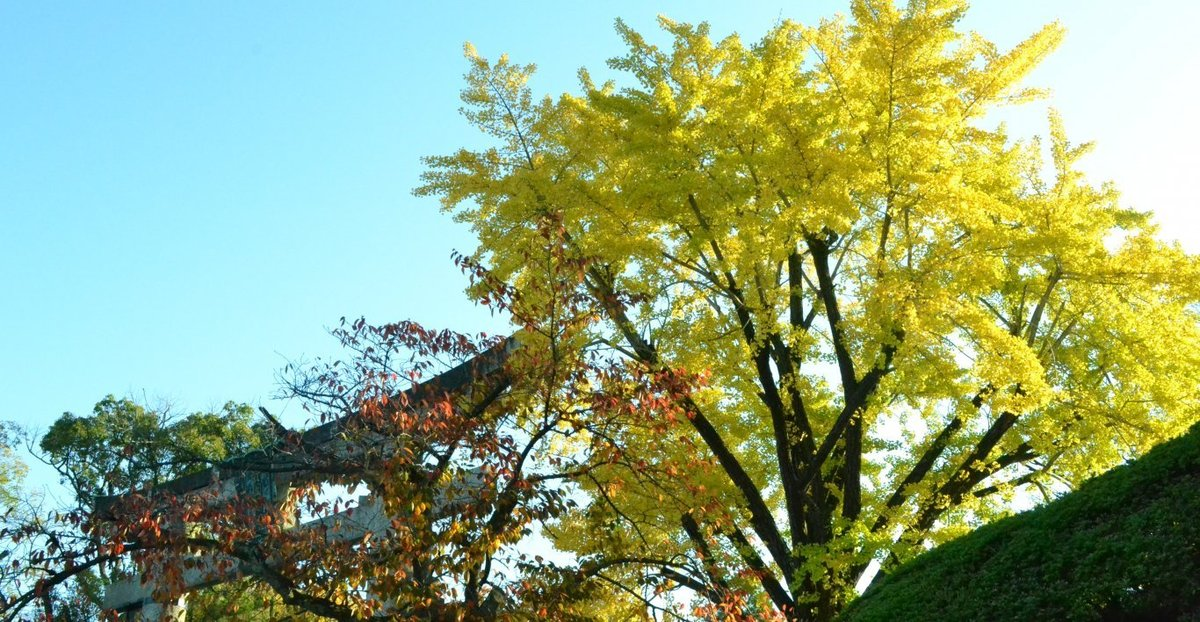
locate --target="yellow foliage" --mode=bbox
[419,0,1200,617]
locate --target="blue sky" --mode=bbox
[2,1,1197,494]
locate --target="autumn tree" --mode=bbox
[2,242,672,620]
[418,0,1200,619]
[2,397,323,620]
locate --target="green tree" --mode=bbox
[40,395,267,503]
[419,0,1200,619]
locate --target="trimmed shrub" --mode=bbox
[842,423,1200,621]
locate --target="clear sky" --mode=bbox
[2,1,1197,494]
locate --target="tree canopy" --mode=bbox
[418,0,1200,618]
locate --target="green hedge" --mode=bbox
[842,423,1200,622]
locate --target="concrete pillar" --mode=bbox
[126,594,186,621]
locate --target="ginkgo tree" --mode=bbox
[418,0,1200,619]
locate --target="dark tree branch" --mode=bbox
[1024,268,1062,347]
[795,339,899,509]
[685,194,822,553]
[680,513,734,599]
[724,523,795,613]
[584,262,797,585]
[869,387,996,536]
[910,407,1033,535]
[806,231,868,520]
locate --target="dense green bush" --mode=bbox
[842,423,1200,621]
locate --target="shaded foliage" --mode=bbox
[841,422,1200,621]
